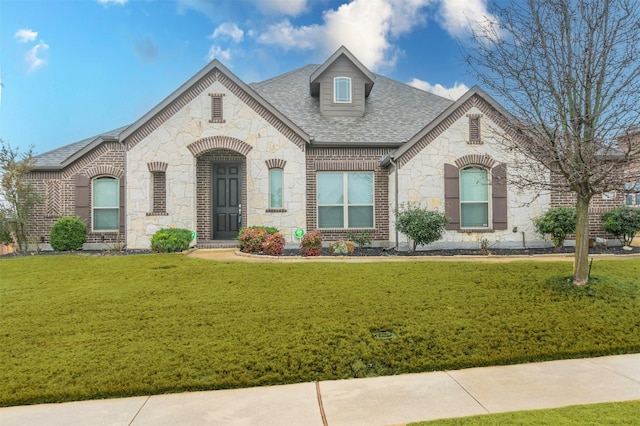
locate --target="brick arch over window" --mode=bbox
[187,136,253,157]
[454,154,497,169]
[265,158,286,169]
[444,159,507,231]
[147,161,168,172]
[85,165,124,179]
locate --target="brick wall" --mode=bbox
[550,172,625,238]
[306,146,393,242]
[27,142,126,246]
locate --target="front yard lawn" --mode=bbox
[1,254,639,406]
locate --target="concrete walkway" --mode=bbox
[2,354,638,426]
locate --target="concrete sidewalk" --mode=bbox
[2,354,638,426]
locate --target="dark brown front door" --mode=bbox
[212,163,241,239]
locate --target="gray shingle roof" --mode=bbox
[250,65,454,146]
[33,126,129,170]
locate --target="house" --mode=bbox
[26,46,620,251]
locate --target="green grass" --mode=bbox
[411,400,640,425]
[1,255,639,406]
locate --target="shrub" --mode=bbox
[394,203,449,251]
[533,207,576,249]
[238,227,269,253]
[50,216,87,251]
[329,240,355,254]
[300,230,323,256]
[261,232,286,256]
[150,228,194,253]
[346,231,371,249]
[238,225,279,236]
[601,206,640,246]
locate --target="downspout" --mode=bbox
[389,156,399,250]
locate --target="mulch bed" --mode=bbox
[281,246,640,257]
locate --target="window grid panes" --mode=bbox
[334,77,351,103]
[318,172,374,229]
[460,167,490,228]
[93,177,119,231]
[269,168,283,209]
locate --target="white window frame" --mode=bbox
[317,171,374,229]
[334,77,352,103]
[92,176,119,232]
[459,166,491,229]
[624,182,640,207]
[269,168,284,209]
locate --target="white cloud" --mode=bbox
[207,45,232,62]
[408,78,469,99]
[14,29,38,43]
[210,23,244,43]
[257,0,434,71]
[252,0,308,16]
[97,0,128,5]
[26,40,49,72]
[437,0,501,39]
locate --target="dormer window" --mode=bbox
[334,77,351,103]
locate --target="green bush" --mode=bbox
[150,228,194,253]
[346,231,371,249]
[300,230,323,256]
[601,206,640,246]
[394,203,449,251]
[533,207,576,248]
[50,216,87,251]
[0,210,14,246]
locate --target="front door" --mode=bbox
[212,163,241,239]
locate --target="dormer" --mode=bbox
[310,46,376,117]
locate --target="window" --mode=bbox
[317,172,373,228]
[209,93,225,123]
[624,182,640,206]
[334,77,351,103]
[92,177,119,231]
[460,167,490,228]
[269,168,283,209]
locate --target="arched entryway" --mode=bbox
[188,137,252,243]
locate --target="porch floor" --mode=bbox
[196,240,237,249]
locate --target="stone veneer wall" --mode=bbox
[27,141,126,248]
[125,74,307,248]
[305,146,393,243]
[392,103,549,248]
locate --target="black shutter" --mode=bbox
[444,163,460,230]
[492,163,508,230]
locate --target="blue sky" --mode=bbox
[0,0,498,155]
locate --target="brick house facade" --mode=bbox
[25,46,636,250]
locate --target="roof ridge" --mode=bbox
[250,64,319,89]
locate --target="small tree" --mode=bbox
[394,203,449,251]
[0,140,42,253]
[533,207,577,249]
[601,207,640,246]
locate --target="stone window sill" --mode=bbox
[266,208,287,213]
[458,228,494,233]
[147,212,169,216]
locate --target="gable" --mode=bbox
[389,88,525,169]
[121,61,309,151]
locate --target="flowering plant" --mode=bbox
[300,230,323,256]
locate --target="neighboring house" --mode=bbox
[24,46,630,250]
